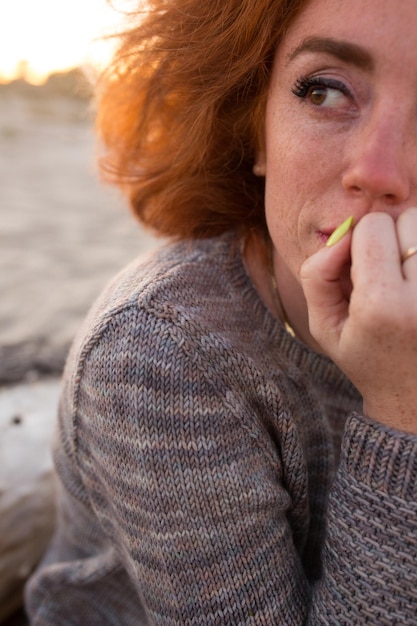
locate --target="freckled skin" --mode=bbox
[249,0,417,432]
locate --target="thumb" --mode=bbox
[300,220,353,348]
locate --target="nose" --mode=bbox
[342,111,413,210]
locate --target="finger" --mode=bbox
[300,229,352,343]
[397,207,417,278]
[350,212,402,295]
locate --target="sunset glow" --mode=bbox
[0,0,129,84]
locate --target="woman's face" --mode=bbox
[261,0,417,294]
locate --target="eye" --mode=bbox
[292,77,351,109]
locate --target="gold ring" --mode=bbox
[401,245,417,263]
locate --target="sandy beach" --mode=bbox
[0,73,160,383]
[0,72,160,623]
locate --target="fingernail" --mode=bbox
[326,216,354,247]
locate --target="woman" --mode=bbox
[26,0,417,623]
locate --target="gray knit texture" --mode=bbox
[25,233,417,624]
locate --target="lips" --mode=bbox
[317,223,350,245]
[317,229,333,244]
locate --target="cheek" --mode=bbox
[264,175,303,263]
[266,101,343,188]
[263,140,329,271]
[264,122,343,231]
[265,123,318,208]
[263,135,313,240]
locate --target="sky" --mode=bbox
[0,0,130,83]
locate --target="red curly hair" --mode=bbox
[96,0,308,239]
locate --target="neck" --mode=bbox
[242,231,323,353]
[266,238,296,338]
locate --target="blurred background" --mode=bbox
[0,0,159,384]
[0,2,159,623]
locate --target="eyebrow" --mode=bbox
[287,36,374,72]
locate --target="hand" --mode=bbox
[300,207,417,435]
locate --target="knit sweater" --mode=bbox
[25,233,417,625]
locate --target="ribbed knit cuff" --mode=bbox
[341,412,417,501]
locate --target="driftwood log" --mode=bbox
[0,379,60,622]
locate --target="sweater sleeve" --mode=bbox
[69,305,313,624]
[308,412,417,624]
[28,303,417,625]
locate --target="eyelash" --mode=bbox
[292,76,351,102]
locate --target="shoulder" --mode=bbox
[82,234,238,320]
[66,232,273,372]
[58,232,289,452]
[52,234,285,479]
